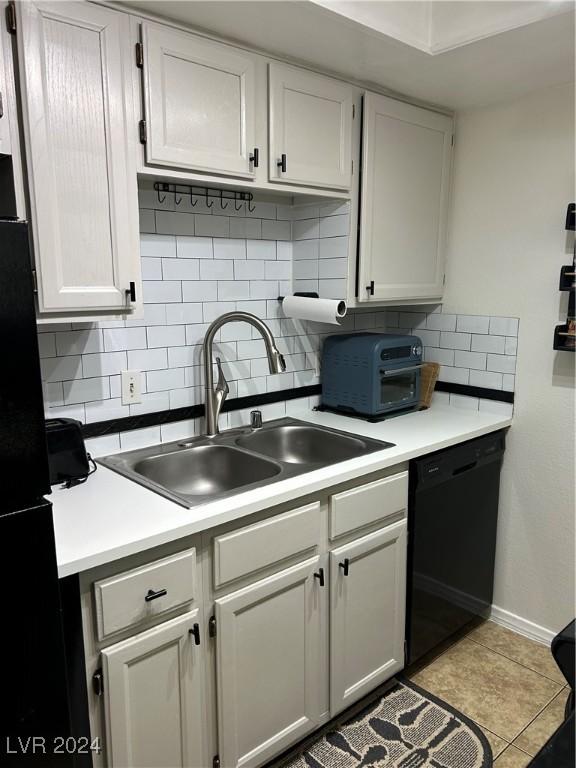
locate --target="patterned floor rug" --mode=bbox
[277,680,492,768]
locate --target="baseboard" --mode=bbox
[490,604,556,646]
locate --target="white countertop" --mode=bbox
[51,404,512,577]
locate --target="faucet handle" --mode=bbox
[250,410,263,429]
[215,357,229,396]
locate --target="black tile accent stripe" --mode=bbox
[435,381,515,403]
[81,380,513,440]
[81,385,322,439]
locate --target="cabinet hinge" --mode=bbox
[213,756,221,768]
[352,103,355,119]
[92,669,104,697]
[135,42,144,69]
[31,269,38,294]
[139,119,147,144]
[6,3,16,34]
[208,615,217,638]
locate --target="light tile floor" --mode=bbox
[406,620,570,767]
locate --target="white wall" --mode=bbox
[444,82,575,635]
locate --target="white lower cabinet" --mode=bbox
[101,610,205,768]
[329,520,408,715]
[215,556,326,768]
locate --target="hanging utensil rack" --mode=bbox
[153,181,256,211]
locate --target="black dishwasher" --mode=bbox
[406,430,506,666]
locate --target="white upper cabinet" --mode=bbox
[268,63,354,191]
[141,23,257,178]
[358,93,453,304]
[16,1,141,315]
[330,520,407,715]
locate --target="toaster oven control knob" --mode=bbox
[412,343,422,358]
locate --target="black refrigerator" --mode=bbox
[0,220,76,765]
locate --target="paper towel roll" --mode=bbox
[281,295,347,325]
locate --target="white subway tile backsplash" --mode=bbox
[203,302,236,323]
[413,329,440,347]
[438,366,470,384]
[469,370,503,389]
[182,281,218,302]
[502,374,515,391]
[176,236,213,259]
[41,355,82,382]
[456,315,490,334]
[200,260,233,281]
[439,331,472,351]
[160,419,197,443]
[161,258,200,280]
[247,240,276,260]
[82,351,127,378]
[319,258,348,279]
[265,260,291,280]
[454,350,487,370]
[293,218,320,240]
[319,279,347,299]
[276,241,292,260]
[127,348,168,371]
[234,261,264,280]
[426,313,457,332]
[250,281,279,299]
[218,281,251,300]
[471,334,505,354]
[213,238,246,260]
[85,398,126,423]
[55,330,103,356]
[229,218,262,239]
[85,434,121,457]
[168,345,200,368]
[143,281,182,303]
[130,391,170,416]
[165,303,204,325]
[141,257,162,280]
[319,201,350,218]
[319,214,350,238]
[120,426,162,451]
[449,394,479,411]
[126,304,167,327]
[147,325,186,349]
[489,316,519,336]
[262,220,291,240]
[139,209,156,234]
[319,236,348,260]
[425,347,455,366]
[293,239,320,260]
[293,260,319,280]
[247,201,276,220]
[505,337,518,355]
[140,234,176,259]
[63,376,110,405]
[156,210,195,236]
[103,327,147,352]
[195,214,229,238]
[487,354,517,374]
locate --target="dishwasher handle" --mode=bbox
[452,461,478,476]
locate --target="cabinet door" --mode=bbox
[142,23,257,177]
[102,611,205,768]
[215,556,326,768]
[330,520,407,715]
[16,2,140,313]
[269,63,353,190]
[359,93,453,303]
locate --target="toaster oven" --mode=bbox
[321,333,423,417]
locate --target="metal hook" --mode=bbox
[156,185,166,204]
[205,189,213,209]
[220,190,228,210]
[174,189,182,206]
[247,199,256,213]
[234,197,243,212]
[190,190,197,208]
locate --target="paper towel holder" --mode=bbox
[278,292,319,301]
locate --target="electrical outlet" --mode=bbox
[121,370,142,405]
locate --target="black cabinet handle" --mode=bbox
[366,281,375,296]
[339,558,350,576]
[250,148,259,168]
[277,154,287,173]
[126,281,136,302]
[189,623,201,646]
[145,588,167,602]
[314,568,325,587]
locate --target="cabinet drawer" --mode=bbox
[94,548,196,640]
[329,472,408,539]
[214,502,321,588]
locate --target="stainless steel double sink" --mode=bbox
[98,418,394,509]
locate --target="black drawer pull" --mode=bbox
[145,588,167,602]
[339,558,350,576]
[189,623,201,646]
[250,148,259,168]
[277,153,287,173]
[314,568,325,587]
[126,281,136,302]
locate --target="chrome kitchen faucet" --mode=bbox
[202,312,286,436]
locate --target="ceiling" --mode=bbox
[119,0,576,110]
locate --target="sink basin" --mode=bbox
[132,445,280,496]
[236,424,371,465]
[98,418,394,509]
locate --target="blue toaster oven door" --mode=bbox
[378,365,421,412]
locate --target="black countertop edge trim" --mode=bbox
[81,384,322,439]
[435,381,515,403]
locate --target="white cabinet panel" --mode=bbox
[102,610,205,768]
[269,63,353,190]
[215,556,326,768]
[359,93,453,303]
[330,472,408,539]
[142,23,257,177]
[16,1,140,313]
[330,520,407,715]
